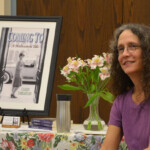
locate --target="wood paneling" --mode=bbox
[123,0,150,26]
[17,0,150,123]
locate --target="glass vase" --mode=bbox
[83,94,105,131]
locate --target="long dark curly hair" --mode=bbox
[110,23,150,97]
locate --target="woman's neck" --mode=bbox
[132,88,145,105]
[130,74,145,104]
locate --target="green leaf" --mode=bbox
[6,133,13,141]
[58,84,81,90]
[100,90,115,103]
[84,91,114,108]
[84,93,100,108]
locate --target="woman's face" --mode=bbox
[19,55,24,60]
[117,29,143,76]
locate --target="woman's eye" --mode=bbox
[118,47,124,51]
[129,44,136,48]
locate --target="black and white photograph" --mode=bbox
[0,27,49,104]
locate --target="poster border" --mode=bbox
[0,15,62,116]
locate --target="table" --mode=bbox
[0,124,128,150]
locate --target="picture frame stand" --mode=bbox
[22,108,29,125]
[0,107,4,116]
[0,107,3,123]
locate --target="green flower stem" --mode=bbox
[87,95,103,130]
[99,78,110,91]
[75,73,89,92]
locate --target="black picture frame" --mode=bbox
[0,16,62,116]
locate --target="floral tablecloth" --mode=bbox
[0,131,128,150]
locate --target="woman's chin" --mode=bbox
[123,69,135,75]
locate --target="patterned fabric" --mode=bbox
[0,132,128,150]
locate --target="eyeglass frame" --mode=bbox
[116,43,141,56]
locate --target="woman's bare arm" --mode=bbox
[100,125,122,150]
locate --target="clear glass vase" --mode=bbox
[83,94,105,131]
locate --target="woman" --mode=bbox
[11,52,25,98]
[101,24,150,150]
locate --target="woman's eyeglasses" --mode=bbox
[117,44,141,56]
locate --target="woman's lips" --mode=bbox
[123,61,135,65]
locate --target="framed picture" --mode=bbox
[0,16,62,116]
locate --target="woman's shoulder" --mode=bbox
[110,88,133,118]
[114,88,133,105]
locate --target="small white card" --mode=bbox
[2,116,20,126]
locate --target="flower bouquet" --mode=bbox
[58,53,114,130]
